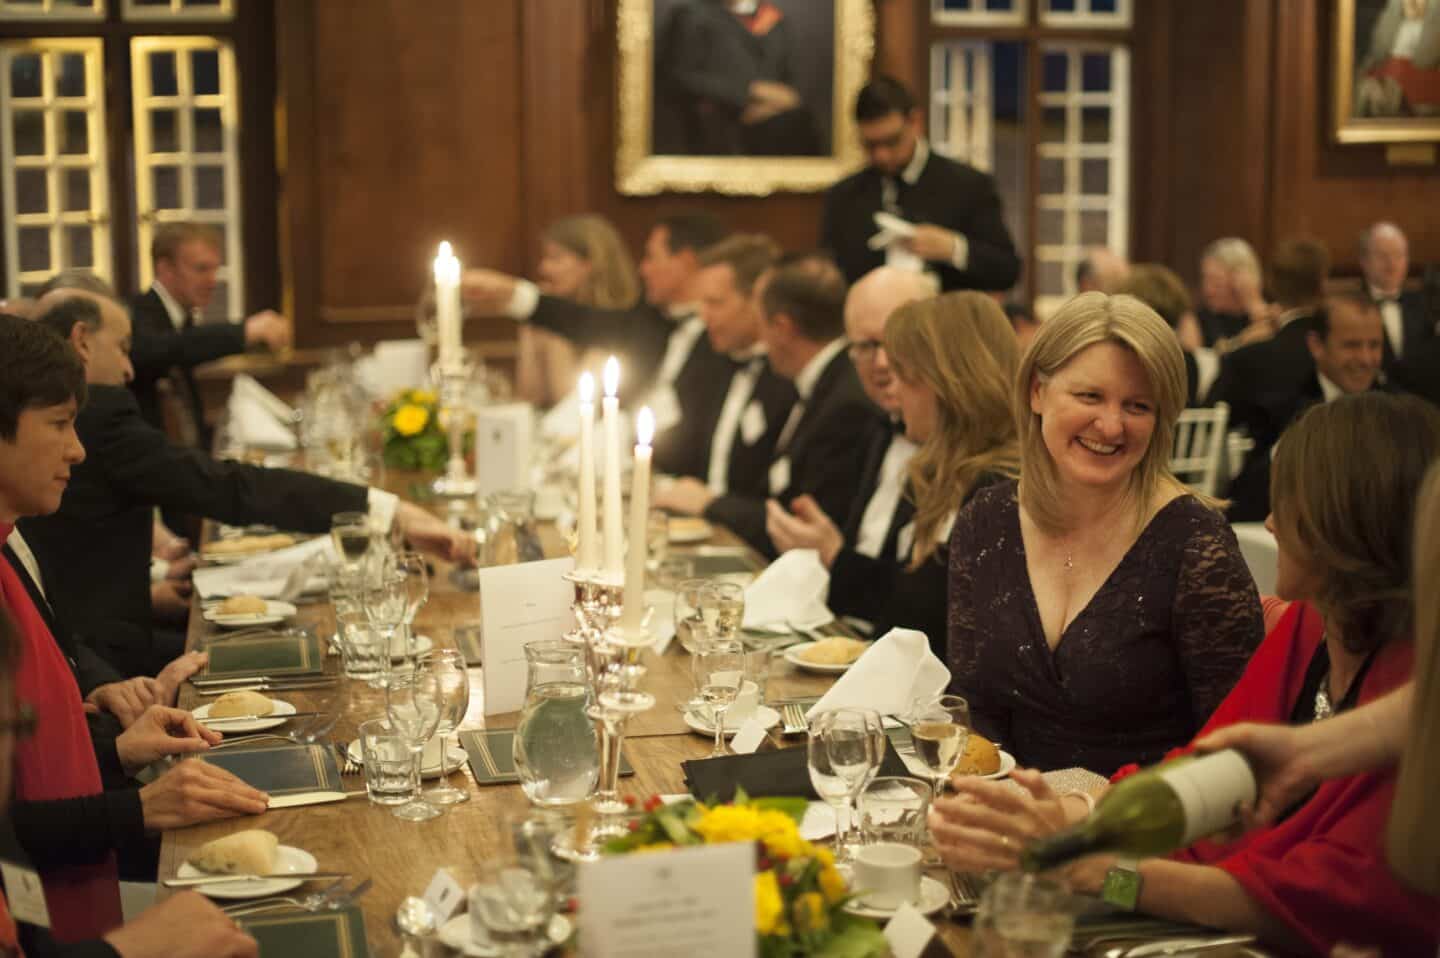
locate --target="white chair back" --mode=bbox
[1231,522,1278,596]
[1171,402,1230,497]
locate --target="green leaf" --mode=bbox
[813,916,887,958]
[751,796,808,823]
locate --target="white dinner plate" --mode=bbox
[437,913,573,957]
[177,845,317,900]
[345,736,467,779]
[203,600,298,629]
[682,705,781,737]
[668,518,712,544]
[193,698,297,733]
[842,874,949,919]
[388,632,435,660]
[782,642,860,674]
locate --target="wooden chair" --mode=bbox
[1171,401,1230,497]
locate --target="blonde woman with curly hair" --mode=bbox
[945,291,1263,772]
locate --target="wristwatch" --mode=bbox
[1101,857,1143,911]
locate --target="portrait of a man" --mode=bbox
[1354,0,1440,118]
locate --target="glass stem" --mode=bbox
[412,748,425,804]
[712,705,728,755]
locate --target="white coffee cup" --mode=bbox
[726,679,760,725]
[851,841,922,910]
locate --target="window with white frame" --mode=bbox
[0,0,104,20]
[0,39,111,298]
[131,36,242,323]
[932,0,1025,28]
[1039,0,1130,28]
[123,0,231,20]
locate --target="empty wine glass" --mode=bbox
[807,711,858,862]
[363,570,407,686]
[393,551,430,666]
[823,708,881,860]
[470,812,560,957]
[384,668,444,822]
[421,649,470,806]
[673,578,710,655]
[911,694,971,799]
[692,638,744,757]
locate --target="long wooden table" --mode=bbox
[159,523,975,955]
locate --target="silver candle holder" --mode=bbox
[430,361,478,499]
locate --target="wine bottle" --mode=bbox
[1021,749,1257,872]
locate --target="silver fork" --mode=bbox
[332,742,362,776]
[781,702,809,735]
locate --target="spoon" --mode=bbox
[396,895,437,957]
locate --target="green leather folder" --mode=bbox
[241,905,368,957]
[200,744,342,796]
[201,633,324,678]
[459,728,633,786]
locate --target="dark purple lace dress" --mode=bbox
[946,480,1263,774]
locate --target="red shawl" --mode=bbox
[1114,601,1437,954]
[0,523,121,941]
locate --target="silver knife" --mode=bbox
[200,710,328,725]
[196,682,337,696]
[1122,935,1259,958]
[163,871,350,888]
[266,790,367,809]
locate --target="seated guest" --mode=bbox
[0,314,268,941]
[946,292,1263,772]
[464,212,733,478]
[1195,237,1269,352]
[0,609,259,957]
[1359,220,1434,370]
[24,292,472,676]
[652,236,795,511]
[1074,246,1130,295]
[1394,335,1440,406]
[1208,237,1331,521]
[932,393,1440,954]
[1115,264,1216,405]
[663,257,878,555]
[515,214,640,408]
[128,224,292,447]
[769,291,1020,658]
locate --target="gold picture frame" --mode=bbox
[616,0,875,195]
[1333,0,1440,144]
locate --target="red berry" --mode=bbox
[779,874,795,887]
[565,897,578,913]
[644,795,663,812]
[757,857,772,870]
[628,820,641,831]
[622,794,638,807]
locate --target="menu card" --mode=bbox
[578,843,756,957]
[200,744,341,797]
[479,557,574,715]
[201,633,324,678]
[240,906,368,958]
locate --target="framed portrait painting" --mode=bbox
[616,0,875,195]
[1334,0,1440,143]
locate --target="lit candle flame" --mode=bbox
[438,240,453,259]
[578,371,595,404]
[603,356,620,398]
[636,407,654,448]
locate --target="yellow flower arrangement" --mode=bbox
[379,388,469,473]
[392,403,429,437]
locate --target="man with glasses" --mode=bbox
[820,76,1021,293]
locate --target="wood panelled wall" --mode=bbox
[276,0,1439,347]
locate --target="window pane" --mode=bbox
[1038,260,1065,296]
[1081,106,1110,143]
[62,168,91,211]
[152,165,180,209]
[9,54,42,100]
[1038,156,1065,194]
[1082,53,1112,93]
[1080,209,1108,246]
[56,54,86,98]
[66,225,93,268]
[150,109,178,152]
[194,165,223,209]
[1047,0,1077,12]
[60,111,88,155]
[988,0,1015,8]
[1081,157,1109,194]
[939,0,974,8]
[149,51,177,97]
[13,111,45,156]
[193,107,222,153]
[1038,208,1064,246]
[18,227,50,273]
[1041,106,1065,144]
[1092,0,1118,12]
[16,169,48,214]
[1043,52,1068,93]
[55,0,101,7]
[191,49,220,96]
[201,279,229,324]
[185,0,223,6]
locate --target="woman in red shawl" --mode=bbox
[930,392,1440,955]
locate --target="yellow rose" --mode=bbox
[818,864,847,904]
[792,891,828,934]
[694,805,765,844]
[392,403,429,437]
[754,870,783,936]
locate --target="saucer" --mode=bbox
[346,737,467,779]
[842,874,949,919]
[682,705,781,737]
[437,913,573,956]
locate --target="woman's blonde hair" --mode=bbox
[884,292,1021,568]
[1271,393,1440,652]
[1014,292,1194,535]
[1388,462,1440,896]
[542,215,639,310]
[1201,236,1262,286]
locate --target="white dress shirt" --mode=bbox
[853,430,918,558]
[706,353,765,493]
[774,338,847,453]
[645,313,706,434]
[1317,371,1345,404]
[5,528,47,600]
[152,279,196,331]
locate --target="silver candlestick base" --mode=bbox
[430,363,477,499]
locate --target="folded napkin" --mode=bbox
[805,628,949,721]
[227,375,297,450]
[682,742,909,803]
[353,339,430,398]
[743,549,832,631]
[645,588,677,653]
[193,536,335,600]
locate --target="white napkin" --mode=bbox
[645,588,677,654]
[805,628,949,720]
[226,375,297,450]
[192,536,336,600]
[743,549,832,631]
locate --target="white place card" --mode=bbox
[479,556,575,715]
[729,716,767,755]
[423,868,465,923]
[475,403,533,497]
[578,843,756,958]
[884,902,938,958]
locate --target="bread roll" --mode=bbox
[190,830,279,875]
[204,533,295,557]
[955,731,1001,776]
[217,595,268,616]
[208,690,274,719]
[797,637,867,665]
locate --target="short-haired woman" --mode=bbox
[946,292,1263,772]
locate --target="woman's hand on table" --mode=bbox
[116,705,221,773]
[764,495,843,568]
[653,477,715,516]
[155,651,208,704]
[85,677,165,728]
[139,760,269,830]
[928,769,1072,873]
[396,501,479,567]
[104,891,258,958]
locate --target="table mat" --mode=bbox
[200,744,342,796]
[201,633,324,678]
[241,905,368,957]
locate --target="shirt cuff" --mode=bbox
[506,280,540,321]
[367,487,400,533]
[950,232,970,271]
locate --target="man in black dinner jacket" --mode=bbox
[672,257,879,555]
[820,76,1020,293]
[462,213,733,480]
[22,291,473,678]
[1357,220,1435,373]
[653,235,796,519]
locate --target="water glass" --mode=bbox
[385,669,444,822]
[422,649,471,805]
[972,873,1075,958]
[743,648,773,706]
[673,578,711,655]
[692,639,744,757]
[858,777,931,846]
[337,610,387,681]
[359,718,414,807]
[646,509,669,568]
[655,555,695,591]
[364,570,408,681]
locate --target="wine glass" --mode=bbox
[691,638,744,757]
[421,649,470,806]
[700,581,744,643]
[823,708,881,859]
[384,668,444,822]
[330,511,371,574]
[470,812,560,957]
[363,570,407,686]
[911,694,971,799]
[807,711,858,862]
[394,551,430,664]
[673,578,710,655]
